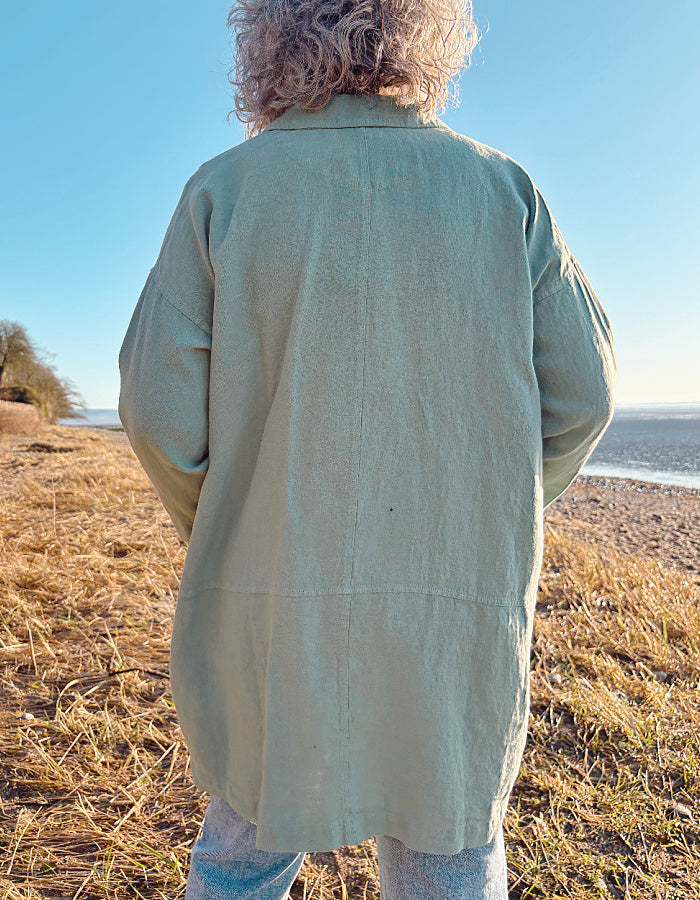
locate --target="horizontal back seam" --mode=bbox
[182,584,529,609]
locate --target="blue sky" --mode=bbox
[2,0,698,407]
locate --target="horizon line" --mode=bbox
[74,399,700,413]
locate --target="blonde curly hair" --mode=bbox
[227,0,480,137]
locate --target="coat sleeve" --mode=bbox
[118,173,214,542]
[527,187,617,509]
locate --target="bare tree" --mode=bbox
[22,362,85,423]
[0,320,85,422]
[0,320,37,386]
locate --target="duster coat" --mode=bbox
[118,92,616,854]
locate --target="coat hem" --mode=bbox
[189,764,506,855]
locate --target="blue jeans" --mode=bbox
[186,794,509,899]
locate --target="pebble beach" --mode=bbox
[545,473,700,585]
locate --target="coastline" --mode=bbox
[7,424,700,585]
[105,428,700,585]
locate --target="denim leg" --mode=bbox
[375,828,509,900]
[185,795,307,900]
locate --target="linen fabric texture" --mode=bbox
[118,93,616,855]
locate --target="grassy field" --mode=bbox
[1,427,699,899]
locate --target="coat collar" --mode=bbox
[265,93,441,131]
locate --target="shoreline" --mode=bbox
[571,472,700,499]
[75,424,700,492]
[4,426,699,585]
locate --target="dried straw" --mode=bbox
[0,427,698,898]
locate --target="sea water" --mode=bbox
[582,403,700,490]
[59,409,123,429]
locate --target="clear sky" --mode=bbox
[2,0,699,408]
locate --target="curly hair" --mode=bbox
[227,0,480,137]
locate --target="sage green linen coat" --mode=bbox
[118,92,616,854]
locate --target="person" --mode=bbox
[118,0,616,896]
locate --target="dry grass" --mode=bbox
[0,427,698,899]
